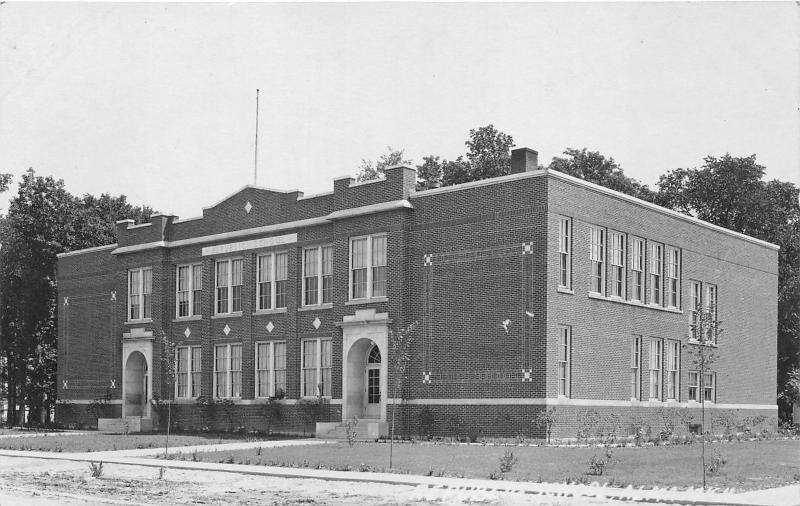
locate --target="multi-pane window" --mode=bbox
[666,248,680,308]
[631,238,645,302]
[301,338,332,397]
[350,234,387,300]
[690,281,702,340]
[689,371,715,402]
[649,338,663,400]
[705,284,717,343]
[557,326,571,397]
[255,341,287,398]
[649,244,663,305]
[630,336,641,400]
[176,264,203,318]
[303,245,334,306]
[589,227,605,294]
[558,217,572,289]
[215,259,243,314]
[175,346,201,398]
[213,344,242,398]
[609,232,625,298]
[257,252,289,311]
[666,340,680,400]
[128,267,152,321]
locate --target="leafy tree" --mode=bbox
[388,321,418,468]
[355,147,412,182]
[464,124,515,180]
[547,148,656,202]
[0,169,153,426]
[0,173,11,195]
[656,155,800,422]
[416,155,442,190]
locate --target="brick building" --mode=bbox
[56,148,778,437]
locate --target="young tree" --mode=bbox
[686,301,723,490]
[388,322,418,469]
[158,331,177,458]
[355,147,412,182]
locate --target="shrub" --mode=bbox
[587,448,616,476]
[533,407,559,444]
[262,397,283,434]
[417,407,435,438]
[444,413,462,440]
[88,461,104,478]
[706,450,727,475]
[577,409,602,441]
[297,395,328,436]
[489,449,518,480]
[345,417,359,448]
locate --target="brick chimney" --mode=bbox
[511,148,539,174]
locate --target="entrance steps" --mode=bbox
[316,419,387,440]
[98,416,153,434]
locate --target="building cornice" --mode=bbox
[56,243,118,258]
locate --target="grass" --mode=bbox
[169,439,800,491]
[0,432,283,453]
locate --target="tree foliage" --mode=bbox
[547,148,656,202]
[0,169,153,425]
[355,147,412,182]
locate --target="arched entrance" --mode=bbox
[124,351,148,417]
[344,337,387,420]
[365,344,382,419]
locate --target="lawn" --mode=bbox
[166,439,800,491]
[0,432,282,453]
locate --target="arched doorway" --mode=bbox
[124,351,148,417]
[365,344,382,419]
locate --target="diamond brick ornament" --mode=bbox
[312,317,321,330]
[223,324,231,336]
[244,201,253,214]
[266,321,275,333]
[184,327,191,338]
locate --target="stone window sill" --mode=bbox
[211,313,243,319]
[557,287,574,295]
[173,315,202,323]
[587,292,683,314]
[345,296,388,306]
[124,319,152,325]
[298,303,333,312]
[253,308,288,315]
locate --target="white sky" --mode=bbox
[1,2,798,220]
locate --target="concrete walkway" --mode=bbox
[1,447,797,506]
[0,431,89,439]
[84,436,330,458]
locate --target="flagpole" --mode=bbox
[254,88,260,186]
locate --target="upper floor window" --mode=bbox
[176,264,203,318]
[649,338,663,400]
[215,259,243,314]
[631,238,645,302]
[558,217,572,289]
[690,280,702,339]
[257,252,288,311]
[705,283,717,343]
[649,243,663,305]
[175,346,201,399]
[589,227,605,295]
[214,343,242,399]
[630,335,641,400]
[255,341,287,398]
[609,232,625,298]
[350,234,387,300]
[301,338,332,397]
[128,267,152,321]
[558,326,571,397]
[666,248,680,308]
[303,245,333,306]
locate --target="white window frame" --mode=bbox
[349,234,387,301]
[666,247,680,309]
[702,372,716,403]
[631,238,645,302]
[589,227,605,295]
[630,335,641,400]
[649,243,663,306]
[688,371,699,401]
[609,231,625,299]
[175,345,201,399]
[704,283,718,344]
[557,326,571,398]
[176,264,203,318]
[302,245,333,307]
[666,340,680,401]
[213,343,242,399]
[690,280,702,340]
[255,341,287,398]
[558,217,572,289]
[127,267,152,322]
[256,252,288,311]
[215,258,243,315]
[300,337,332,398]
[649,338,663,400]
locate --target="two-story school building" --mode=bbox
[56,147,778,437]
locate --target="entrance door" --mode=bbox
[364,345,381,419]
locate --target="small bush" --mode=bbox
[587,448,616,476]
[706,450,727,476]
[345,417,359,448]
[88,461,104,478]
[489,448,518,480]
[157,466,166,480]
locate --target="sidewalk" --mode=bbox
[1,447,797,506]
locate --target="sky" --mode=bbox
[1,2,798,220]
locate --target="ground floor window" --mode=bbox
[214,343,242,399]
[301,338,332,397]
[688,371,716,403]
[649,338,662,400]
[175,346,201,399]
[558,326,571,397]
[255,341,287,398]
